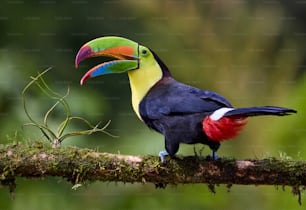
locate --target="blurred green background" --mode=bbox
[1,1,306,209]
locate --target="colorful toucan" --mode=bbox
[75,36,296,161]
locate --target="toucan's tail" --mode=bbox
[203,106,296,143]
[224,106,297,117]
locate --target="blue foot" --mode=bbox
[158,151,169,163]
[212,151,219,160]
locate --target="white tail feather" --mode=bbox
[210,108,234,121]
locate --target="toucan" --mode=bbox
[75,36,296,161]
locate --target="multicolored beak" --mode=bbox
[75,36,139,85]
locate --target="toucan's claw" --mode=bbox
[158,150,169,163]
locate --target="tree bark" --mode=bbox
[0,141,305,202]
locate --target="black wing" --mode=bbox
[139,78,232,120]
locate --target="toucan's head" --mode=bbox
[75,36,171,119]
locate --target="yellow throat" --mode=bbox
[127,61,163,120]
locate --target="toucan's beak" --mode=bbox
[75,36,139,85]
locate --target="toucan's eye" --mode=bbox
[141,49,148,55]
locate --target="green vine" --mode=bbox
[21,68,115,148]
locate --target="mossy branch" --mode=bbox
[1,142,306,203]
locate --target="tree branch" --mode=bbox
[1,142,305,202]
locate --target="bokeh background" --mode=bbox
[1,1,306,209]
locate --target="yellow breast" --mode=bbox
[127,61,163,120]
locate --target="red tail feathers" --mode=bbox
[203,116,248,142]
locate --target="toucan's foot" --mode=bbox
[158,150,169,163]
[212,151,219,160]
